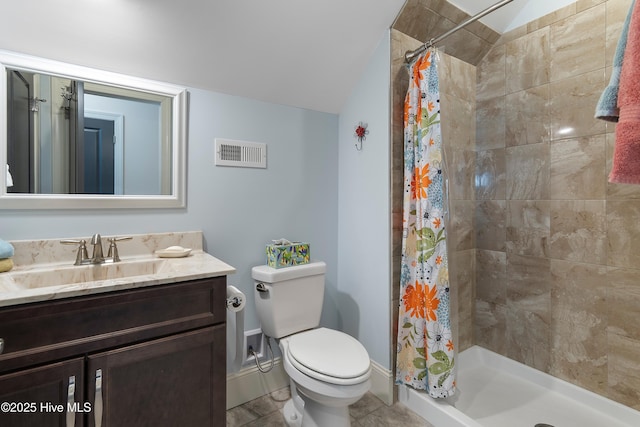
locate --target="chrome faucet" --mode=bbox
[90,233,105,264]
[61,234,131,266]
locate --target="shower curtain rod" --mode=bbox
[404,0,515,63]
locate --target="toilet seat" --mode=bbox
[286,328,370,386]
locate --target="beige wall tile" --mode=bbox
[497,25,527,46]
[439,53,477,102]
[506,303,550,372]
[452,249,475,351]
[548,69,606,140]
[505,254,552,372]
[475,300,507,354]
[506,254,551,314]
[506,200,550,257]
[476,96,505,151]
[476,249,506,304]
[392,0,497,66]
[476,148,506,200]
[505,85,550,147]
[477,44,506,101]
[506,27,550,93]
[607,267,640,339]
[550,200,607,264]
[476,200,506,251]
[449,199,475,251]
[527,3,577,33]
[391,29,423,63]
[506,143,550,200]
[426,0,467,26]
[442,29,494,68]
[550,135,607,199]
[578,0,606,11]
[550,260,608,394]
[608,333,640,409]
[607,200,640,268]
[550,4,606,81]
[447,148,475,200]
[441,93,475,152]
[393,2,445,46]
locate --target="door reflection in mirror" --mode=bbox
[6,70,168,195]
[7,69,33,193]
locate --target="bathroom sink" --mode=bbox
[8,258,165,290]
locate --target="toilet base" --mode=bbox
[282,394,351,427]
[283,399,303,427]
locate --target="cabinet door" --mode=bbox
[86,326,224,427]
[0,357,84,427]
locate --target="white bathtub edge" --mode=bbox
[398,384,482,427]
[461,346,640,425]
[399,345,640,427]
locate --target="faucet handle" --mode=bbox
[61,239,89,265]
[106,236,132,262]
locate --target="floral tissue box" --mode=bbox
[266,240,310,269]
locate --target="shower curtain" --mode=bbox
[395,49,455,398]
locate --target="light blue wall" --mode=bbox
[337,31,391,369]
[0,88,340,345]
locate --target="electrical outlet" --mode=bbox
[243,329,265,365]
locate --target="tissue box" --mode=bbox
[266,242,310,269]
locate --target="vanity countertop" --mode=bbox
[0,231,236,308]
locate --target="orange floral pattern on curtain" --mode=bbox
[396,50,455,398]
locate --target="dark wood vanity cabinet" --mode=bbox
[0,277,227,427]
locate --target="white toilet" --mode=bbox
[251,261,371,427]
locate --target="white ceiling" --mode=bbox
[0,0,575,114]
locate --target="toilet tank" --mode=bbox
[251,261,326,339]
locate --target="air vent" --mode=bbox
[215,138,267,168]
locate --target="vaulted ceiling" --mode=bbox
[0,0,576,114]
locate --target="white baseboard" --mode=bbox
[369,359,395,405]
[226,357,395,409]
[226,357,289,410]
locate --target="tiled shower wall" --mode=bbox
[475,0,640,409]
[391,0,640,411]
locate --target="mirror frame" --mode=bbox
[0,50,187,209]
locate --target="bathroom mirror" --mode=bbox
[0,50,187,209]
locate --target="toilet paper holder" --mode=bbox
[226,294,244,309]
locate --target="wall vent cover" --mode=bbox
[215,138,267,168]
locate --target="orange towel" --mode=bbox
[610,0,640,183]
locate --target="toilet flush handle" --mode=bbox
[256,283,269,293]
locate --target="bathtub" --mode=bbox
[398,345,640,427]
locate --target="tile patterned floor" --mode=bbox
[226,387,435,427]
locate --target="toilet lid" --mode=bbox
[287,328,370,381]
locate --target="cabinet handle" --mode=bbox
[66,376,75,427]
[94,369,103,427]
[0,338,4,354]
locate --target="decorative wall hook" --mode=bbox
[354,122,369,151]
